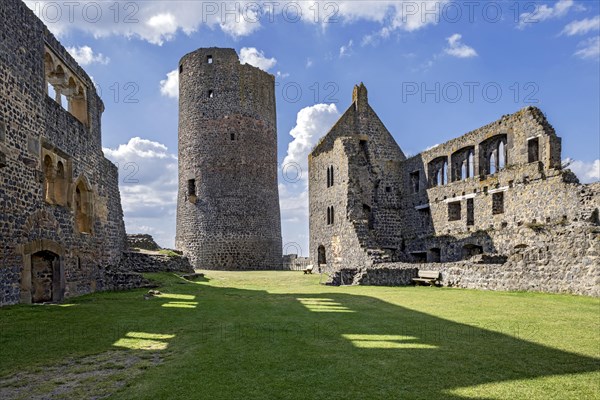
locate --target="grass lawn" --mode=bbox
[0,271,599,399]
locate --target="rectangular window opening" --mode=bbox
[207,55,213,64]
[448,201,461,222]
[492,192,504,215]
[466,198,474,226]
[187,179,196,196]
[528,138,539,163]
[409,171,420,194]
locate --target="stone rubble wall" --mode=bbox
[127,234,161,251]
[120,252,194,274]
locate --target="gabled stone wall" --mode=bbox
[309,83,599,295]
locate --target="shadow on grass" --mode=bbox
[0,273,598,399]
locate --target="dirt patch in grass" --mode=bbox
[0,350,164,399]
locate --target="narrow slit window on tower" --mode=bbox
[207,55,213,64]
[231,133,235,141]
[330,166,334,186]
[187,179,196,196]
[208,90,214,98]
[330,206,334,224]
[179,64,183,73]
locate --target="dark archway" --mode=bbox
[462,244,483,260]
[30,250,60,303]
[317,245,326,267]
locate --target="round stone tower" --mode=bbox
[175,48,282,270]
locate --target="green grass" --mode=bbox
[0,271,599,399]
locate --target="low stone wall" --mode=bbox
[103,271,149,291]
[282,254,311,271]
[120,252,194,273]
[327,259,598,297]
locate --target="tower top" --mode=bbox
[352,83,368,112]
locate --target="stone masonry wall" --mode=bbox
[120,252,194,274]
[0,0,127,305]
[175,48,282,270]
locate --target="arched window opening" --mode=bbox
[55,161,67,206]
[43,155,54,204]
[75,181,92,234]
[443,161,448,184]
[317,245,326,266]
[498,141,506,170]
[468,150,474,177]
[451,146,474,181]
[489,153,496,175]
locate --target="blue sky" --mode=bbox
[26,0,600,252]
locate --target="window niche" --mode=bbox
[44,47,89,127]
[479,134,507,176]
[448,201,461,221]
[409,171,420,193]
[451,146,475,182]
[492,192,505,214]
[75,179,93,234]
[428,156,447,187]
[528,137,539,163]
[187,179,197,203]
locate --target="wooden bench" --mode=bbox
[413,270,441,286]
[303,265,314,274]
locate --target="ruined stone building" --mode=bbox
[176,48,282,270]
[309,84,599,296]
[0,0,130,305]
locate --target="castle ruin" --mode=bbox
[175,48,283,270]
[309,84,599,296]
[0,0,133,306]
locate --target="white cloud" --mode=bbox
[565,158,600,183]
[306,58,313,68]
[574,36,600,59]
[25,1,448,45]
[444,34,478,58]
[282,104,340,174]
[66,46,109,66]
[561,16,600,36]
[160,69,179,99]
[219,5,261,37]
[146,13,179,45]
[280,104,340,252]
[239,47,277,71]
[339,40,354,57]
[276,71,290,79]
[518,0,575,29]
[103,137,178,248]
